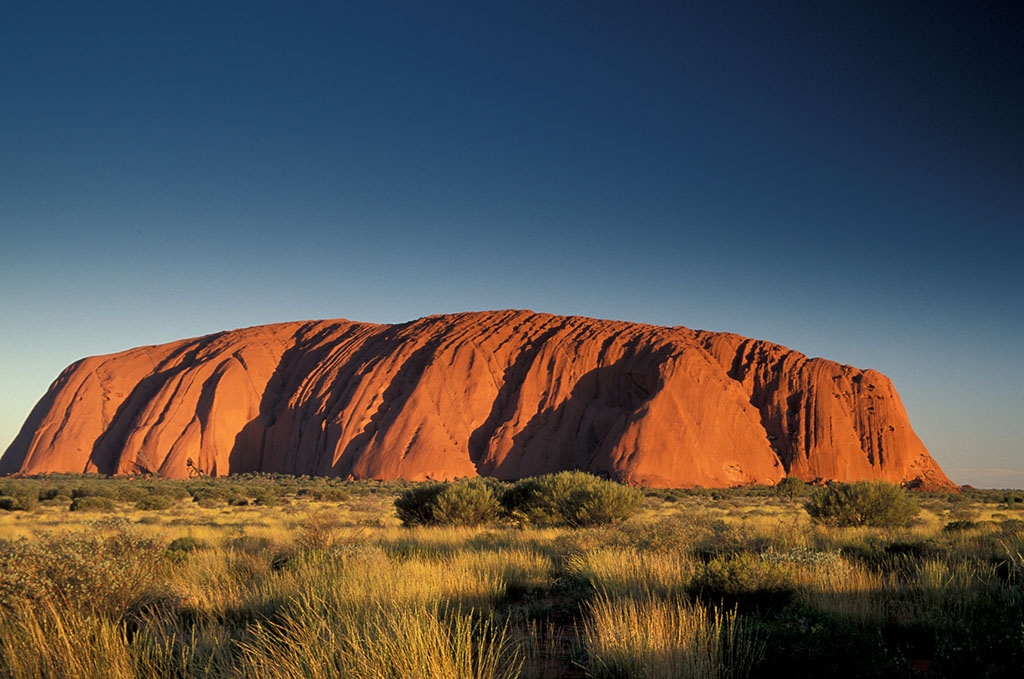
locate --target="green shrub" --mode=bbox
[38,486,73,502]
[694,553,797,596]
[394,478,502,527]
[503,471,643,527]
[69,496,116,512]
[433,479,502,526]
[394,483,445,526]
[111,485,148,503]
[803,481,920,527]
[71,486,118,500]
[0,493,37,511]
[135,494,175,511]
[0,496,20,511]
[297,486,351,502]
[775,476,807,499]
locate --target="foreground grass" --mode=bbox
[0,476,1022,678]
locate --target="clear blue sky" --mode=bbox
[2,1,1021,487]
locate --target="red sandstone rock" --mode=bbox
[0,311,953,488]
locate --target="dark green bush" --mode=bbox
[804,481,920,527]
[0,495,37,511]
[71,485,119,500]
[394,484,444,526]
[69,496,116,512]
[394,478,502,527]
[503,471,643,527]
[943,520,979,532]
[38,486,73,501]
[775,476,807,499]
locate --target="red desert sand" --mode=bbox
[0,310,952,489]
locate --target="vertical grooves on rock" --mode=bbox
[0,311,952,488]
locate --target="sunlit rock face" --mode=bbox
[0,310,953,488]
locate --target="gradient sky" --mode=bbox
[2,1,1021,487]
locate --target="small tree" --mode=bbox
[804,480,919,527]
[774,476,806,500]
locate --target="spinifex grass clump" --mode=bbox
[804,480,920,527]
[239,600,522,679]
[582,593,763,679]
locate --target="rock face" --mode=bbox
[0,311,952,488]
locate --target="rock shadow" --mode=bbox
[478,342,676,480]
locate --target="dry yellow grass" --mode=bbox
[1,483,1021,679]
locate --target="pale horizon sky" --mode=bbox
[2,1,1021,487]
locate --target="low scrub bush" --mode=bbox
[297,486,352,502]
[69,496,116,512]
[394,484,443,526]
[943,520,979,532]
[612,515,706,553]
[70,485,119,500]
[395,478,502,527]
[166,536,206,553]
[503,471,642,527]
[0,518,166,618]
[0,495,36,512]
[693,553,797,598]
[433,479,502,526]
[165,536,206,564]
[804,481,919,527]
[136,494,175,511]
[296,511,344,550]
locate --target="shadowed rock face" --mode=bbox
[0,311,953,488]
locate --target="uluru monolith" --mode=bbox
[0,310,953,488]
